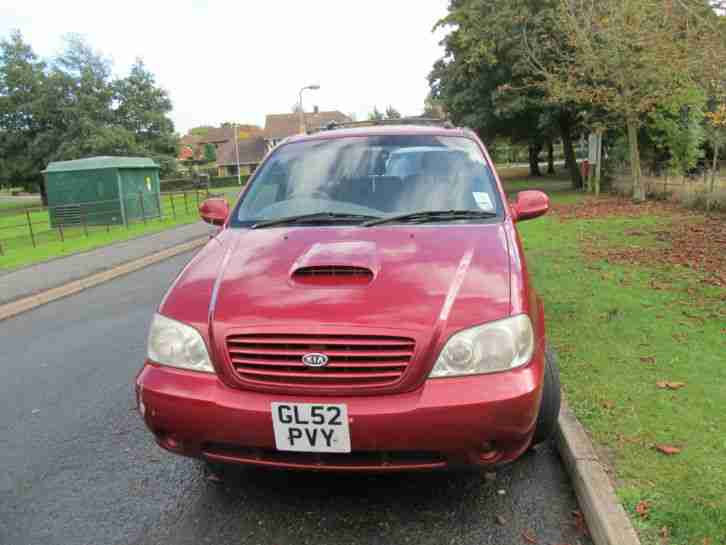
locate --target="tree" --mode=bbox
[0,31,178,197]
[527,0,717,201]
[203,143,216,163]
[429,0,584,186]
[385,106,402,119]
[705,104,726,209]
[189,126,213,136]
[698,6,726,209]
[114,60,175,149]
[423,92,446,118]
[0,31,50,193]
[368,106,384,121]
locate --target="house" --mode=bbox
[176,109,352,178]
[177,125,266,176]
[215,136,269,177]
[263,108,352,150]
[178,125,263,161]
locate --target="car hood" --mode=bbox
[207,224,511,335]
[159,223,513,392]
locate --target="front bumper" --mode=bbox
[136,357,543,471]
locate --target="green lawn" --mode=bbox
[509,178,726,545]
[0,188,242,271]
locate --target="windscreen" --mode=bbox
[232,135,503,225]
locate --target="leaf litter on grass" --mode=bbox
[556,196,726,287]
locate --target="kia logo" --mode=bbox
[302,353,329,367]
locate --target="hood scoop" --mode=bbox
[290,241,380,286]
[292,265,373,285]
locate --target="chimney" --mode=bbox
[313,105,319,114]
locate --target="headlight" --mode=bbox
[147,313,215,373]
[429,315,534,378]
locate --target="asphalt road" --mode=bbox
[0,252,591,545]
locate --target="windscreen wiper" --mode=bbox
[362,209,498,227]
[251,212,380,229]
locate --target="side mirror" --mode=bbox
[512,190,549,222]
[199,198,230,226]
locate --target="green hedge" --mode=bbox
[160,175,249,192]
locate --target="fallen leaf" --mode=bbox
[703,538,712,545]
[659,526,670,544]
[656,381,686,390]
[521,529,538,544]
[655,445,682,455]
[601,400,615,409]
[495,514,507,526]
[640,356,656,364]
[636,500,651,518]
[571,510,589,536]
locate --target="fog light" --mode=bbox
[479,441,499,462]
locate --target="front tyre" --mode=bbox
[532,345,561,445]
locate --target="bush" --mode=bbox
[680,189,726,212]
[160,175,249,192]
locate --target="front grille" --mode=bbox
[226,333,415,390]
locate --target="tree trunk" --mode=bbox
[708,142,719,212]
[560,112,583,189]
[528,142,543,177]
[627,119,645,202]
[39,180,48,206]
[547,140,556,174]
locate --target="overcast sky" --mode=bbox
[1,0,450,134]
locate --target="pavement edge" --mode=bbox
[0,237,207,322]
[556,399,641,545]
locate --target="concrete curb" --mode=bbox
[0,237,207,322]
[556,400,641,545]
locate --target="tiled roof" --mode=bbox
[216,136,268,166]
[264,111,351,139]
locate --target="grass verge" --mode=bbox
[0,187,242,270]
[509,177,726,545]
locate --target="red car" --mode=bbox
[136,121,560,473]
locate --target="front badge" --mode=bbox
[302,353,329,367]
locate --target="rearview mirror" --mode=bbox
[512,190,549,222]
[199,198,230,226]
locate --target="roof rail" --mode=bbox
[312,117,454,133]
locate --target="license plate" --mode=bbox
[271,402,351,453]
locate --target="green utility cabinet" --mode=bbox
[42,156,161,227]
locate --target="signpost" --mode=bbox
[588,131,603,195]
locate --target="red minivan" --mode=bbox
[136,121,560,473]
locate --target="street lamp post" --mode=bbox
[233,122,241,185]
[298,84,320,134]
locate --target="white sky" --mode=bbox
[1,0,450,134]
